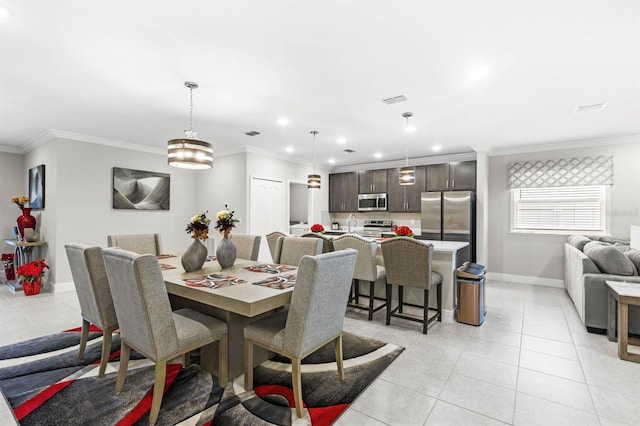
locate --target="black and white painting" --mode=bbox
[112,167,170,210]
[29,164,45,209]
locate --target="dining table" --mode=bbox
[159,255,297,379]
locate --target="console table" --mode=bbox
[3,239,47,291]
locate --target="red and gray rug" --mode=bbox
[0,327,403,425]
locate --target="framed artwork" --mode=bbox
[112,167,170,210]
[29,164,45,209]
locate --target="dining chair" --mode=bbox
[301,232,335,253]
[64,243,118,378]
[102,248,228,426]
[273,236,322,266]
[333,234,386,320]
[243,249,358,418]
[231,233,262,260]
[381,237,442,334]
[106,233,163,256]
[265,231,288,262]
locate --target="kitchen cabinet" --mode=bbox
[387,166,425,212]
[329,172,358,212]
[358,169,387,193]
[426,161,476,191]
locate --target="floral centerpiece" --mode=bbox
[11,195,36,241]
[185,212,211,240]
[215,209,237,238]
[2,253,15,281]
[310,223,325,233]
[16,258,49,295]
[394,225,414,237]
[11,195,29,208]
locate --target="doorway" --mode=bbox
[249,177,285,262]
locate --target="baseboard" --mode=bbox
[486,272,564,288]
[50,281,75,293]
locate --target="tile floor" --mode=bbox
[1,279,640,425]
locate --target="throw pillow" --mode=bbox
[624,249,640,274]
[583,243,637,276]
[568,235,592,251]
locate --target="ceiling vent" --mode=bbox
[343,149,355,153]
[575,103,607,113]
[383,95,407,105]
[245,130,262,136]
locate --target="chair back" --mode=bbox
[284,249,357,356]
[102,248,179,361]
[231,233,261,260]
[266,231,288,261]
[106,233,163,256]
[332,234,379,281]
[65,243,118,330]
[381,237,435,289]
[274,236,323,265]
[301,232,335,253]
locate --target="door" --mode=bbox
[250,177,285,262]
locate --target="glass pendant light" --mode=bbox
[308,130,321,189]
[399,112,415,185]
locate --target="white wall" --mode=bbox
[0,152,26,241]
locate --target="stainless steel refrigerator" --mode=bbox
[420,191,475,263]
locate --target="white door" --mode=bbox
[250,177,285,262]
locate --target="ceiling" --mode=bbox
[1,1,639,168]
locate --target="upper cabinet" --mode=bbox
[358,169,388,194]
[426,161,476,191]
[387,166,426,212]
[329,172,358,212]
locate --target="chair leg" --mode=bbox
[292,357,304,418]
[368,281,375,321]
[218,333,228,388]
[385,283,392,325]
[423,289,430,334]
[354,279,360,304]
[334,334,345,380]
[437,283,442,322]
[78,319,89,359]
[115,342,130,393]
[399,286,404,313]
[98,327,113,378]
[149,360,167,426]
[244,339,253,391]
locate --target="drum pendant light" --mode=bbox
[399,112,415,185]
[307,130,321,189]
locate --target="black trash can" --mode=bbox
[455,262,487,326]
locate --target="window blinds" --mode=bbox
[507,156,613,188]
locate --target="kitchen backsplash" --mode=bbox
[327,211,422,234]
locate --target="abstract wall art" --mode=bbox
[112,167,170,210]
[29,164,45,209]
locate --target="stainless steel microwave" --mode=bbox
[358,193,387,211]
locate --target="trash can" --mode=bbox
[455,262,486,326]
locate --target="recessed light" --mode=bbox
[374,152,382,159]
[285,147,294,153]
[336,137,346,144]
[405,125,416,134]
[277,118,289,126]
[328,158,336,164]
[468,65,490,82]
[432,145,442,152]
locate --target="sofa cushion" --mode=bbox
[568,235,592,251]
[624,249,640,274]
[599,236,631,245]
[583,242,637,276]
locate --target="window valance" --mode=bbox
[507,156,613,188]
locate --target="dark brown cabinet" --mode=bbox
[329,172,358,212]
[426,161,476,191]
[387,166,426,212]
[358,169,387,194]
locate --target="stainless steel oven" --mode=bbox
[358,193,387,212]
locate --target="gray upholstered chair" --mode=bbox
[231,233,262,261]
[102,248,228,426]
[243,249,358,418]
[106,233,163,256]
[273,236,323,266]
[333,234,386,320]
[266,231,288,262]
[64,243,118,378]
[381,237,443,334]
[301,232,335,253]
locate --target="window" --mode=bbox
[511,185,606,234]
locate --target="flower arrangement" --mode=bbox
[310,223,325,233]
[185,212,211,240]
[215,208,237,237]
[394,225,414,237]
[11,195,29,209]
[16,259,49,283]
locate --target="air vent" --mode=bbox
[245,130,262,136]
[575,103,607,113]
[344,149,355,153]
[382,95,407,105]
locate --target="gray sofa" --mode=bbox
[564,235,640,334]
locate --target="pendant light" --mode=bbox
[167,81,214,169]
[307,130,321,189]
[398,112,415,185]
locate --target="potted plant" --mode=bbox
[16,258,49,296]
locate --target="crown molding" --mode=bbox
[0,145,24,154]
[331,151,477,173]
[50,130,166,155]
[485,134,640,157]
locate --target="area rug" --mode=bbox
[0,327,403,425]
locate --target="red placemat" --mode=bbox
[252,273,296,289]
[184,274,246,288]
[245,264,296,274]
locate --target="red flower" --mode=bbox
[16,259,49,283]
[310,224,324,233]
[394,225,414,237]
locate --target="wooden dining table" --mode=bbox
[160,256,297,379]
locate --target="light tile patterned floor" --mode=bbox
[1,279,639,425]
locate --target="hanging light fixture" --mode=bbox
[167,81,214,169]
[398,112,416,185]
[307,130,321,189]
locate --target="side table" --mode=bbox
[2,239,47,292]
[606,280,640,362]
